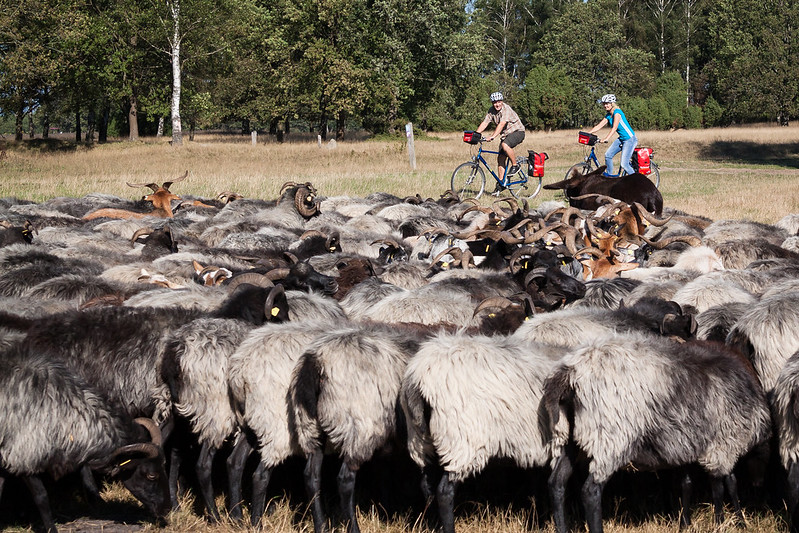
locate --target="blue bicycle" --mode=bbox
[451,131,545,200]
[566,131,660,188]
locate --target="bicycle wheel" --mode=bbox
[649,162,661,188]
[504,173,542,200]
[564,162,592,181]
[451,162,486,200]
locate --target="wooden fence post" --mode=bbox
[405,122,416,170]
[251,131,257,145]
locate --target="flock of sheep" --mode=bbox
[2,175,799,533]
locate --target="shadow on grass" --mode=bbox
[699,141,799,168]
[1,138,96,153]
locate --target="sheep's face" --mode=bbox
[117,452,171,519]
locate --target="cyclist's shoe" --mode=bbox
[490,185,506,196]
[507,164,521,176]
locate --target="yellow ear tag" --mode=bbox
[485,244,490,252]
[524,316,530,321]
[614,209,620,215]
[442,262,449,268]
[488,313,496,318]
[524,260,529,269]
[119,459,132,467]
[271,307,281,317]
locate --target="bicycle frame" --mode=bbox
[583,144,627,178]
[472,142,528,187]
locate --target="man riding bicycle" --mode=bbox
[475,92,525,193]
[587,94,638,176]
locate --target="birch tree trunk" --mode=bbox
[169,0,183,147]
[128,93,139,141]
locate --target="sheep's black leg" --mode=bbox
[23,475,57,533]
[709,475,725,524]
[79,465,104,506]
[338,461,360,533]
[0,473,4,502]
[436,471,456,533]
[724,473,744,524]
[250,461,273,527]
[789,462,799,533]
[548,450,574,533]
[159,416,175,446]
[678,469,693,528]
[226,433,252,521]
[196,442,221,522]
[581,472,604,533]
[421,462,443,528]
[168,444,182,510]
[304,449,328,533]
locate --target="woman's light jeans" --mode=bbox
[604,136,638,176]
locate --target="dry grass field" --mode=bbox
[0,125,798,533]
[2,124,798,223]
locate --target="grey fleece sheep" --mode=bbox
[401,331,568,533]
[162,317,255,520]
[770,349,799,532]
[289,323,425,533]
[726,289,799,392]
[0,350,171,533]
[225,320,336,526]
[544,332,771,533]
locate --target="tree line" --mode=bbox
[1,0,796,145]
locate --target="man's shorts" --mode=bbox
[498,130,525,165]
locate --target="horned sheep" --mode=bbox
[0,350,171,533]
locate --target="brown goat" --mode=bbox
[83,171,188,220]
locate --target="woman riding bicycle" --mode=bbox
[586,94,638,176]
[475,92,525,192]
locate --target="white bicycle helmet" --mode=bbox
[599,93,616,104]
[490,92,504,102]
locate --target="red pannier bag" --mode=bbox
[528,150,549,178]
[462,131,481,144]
[578,131,598,145]
[634,147,653,175]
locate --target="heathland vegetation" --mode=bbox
[2,124,797,225]
[1,0,797,146]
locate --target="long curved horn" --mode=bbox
[225,272,274,291]
[571,192,617,206]
[632,202,673,226]
[300,230,326,240]
[639,234,703,249]
[294,186,319,218]
[371,238,401,249]
[279,181,300,196]
[264,284,286,319]
[473,296,515,316]
[135,417,162,446]
[265,268,290,281]
[126,181,159,192]
[509,245,538,274]
[163,170,189,190]
[575,246,606,258]
[430,246,463,266]
[524,267,551,287]
[552,224,580,255]
[130,227,154,246]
